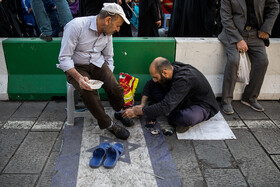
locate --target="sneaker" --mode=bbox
[114,112,134,127]
[241,99,264,112]
[108,122,130,140]
[39,33,53,42]
[176,125,192,133]
[222,103,234,115]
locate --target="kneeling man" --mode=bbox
[122,57,219,132]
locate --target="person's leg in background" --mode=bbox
[241,34,268,111]
[52,0,72,27]
[221,43,240,114]
[26,25,35,36]
[46,8,60,36]
[30,0,53,41]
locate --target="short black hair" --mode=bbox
[99,10,119,22]
[154,58,172,74]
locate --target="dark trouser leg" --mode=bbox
[168,105,210,127]
[222,44,240,105]
[242,46,268,102]
[88,64,124,112]
[65,64,119,129]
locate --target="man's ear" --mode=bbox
[104,17,112,25]
[162,69,168,77]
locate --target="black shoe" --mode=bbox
[39,33,53,42]
[114,112,134,127]
[108,122,130,140]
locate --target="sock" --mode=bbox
[107,121,114,130]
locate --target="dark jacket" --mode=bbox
[168,0,216,37]
[143,62,219,119]
[0,1,13,36]
[138,0,164,37]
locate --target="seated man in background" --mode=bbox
[122,57,219,132]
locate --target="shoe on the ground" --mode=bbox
[222,103,234,115]
[108,122,130,140]
[241,99,264,112]
[176,125,192,133]
[114,111,134,127]
[39,33,53,42]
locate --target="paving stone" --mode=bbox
[245,120,280,154]
[3,132,58,174]
[12,102,47,118]
[2,118,36,130]
[36,101,66,121]
[227,120,247,129]
[204,169,247,187]
[0,129,28,172]
[233,101,268,120]
[0,174,38,187]
[261,101,280,120]
[271,155,280,169]
[0,101,21,122]
[193,140,235,169]
[226,129,280,186]
[52,130,64,152]
[32,121,64,131]
[273,120,280,128]
[36,152,59,187]
[165,135,205,187]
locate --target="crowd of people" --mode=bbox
[2,0,279,40]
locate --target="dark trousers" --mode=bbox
[66,63,124,129]
[222,28,268,104]
[147,84,210,127]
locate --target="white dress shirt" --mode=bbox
[57,16,114,72]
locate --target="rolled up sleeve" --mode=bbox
[57,21,79,72]
[102,36,114,72]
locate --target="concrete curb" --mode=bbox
[0,38,8,100]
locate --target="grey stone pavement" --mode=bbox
[0,99,280,187]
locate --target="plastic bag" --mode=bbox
[119,73,139,108]
[237,53,250,85]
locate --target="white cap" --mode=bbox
[101,3,130,25]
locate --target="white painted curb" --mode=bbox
[0,38,8,100]
[175,38,280,100]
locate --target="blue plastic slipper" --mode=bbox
[89,142,111,168]
[103,143,124,168]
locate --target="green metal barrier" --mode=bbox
[3,37,175,100]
